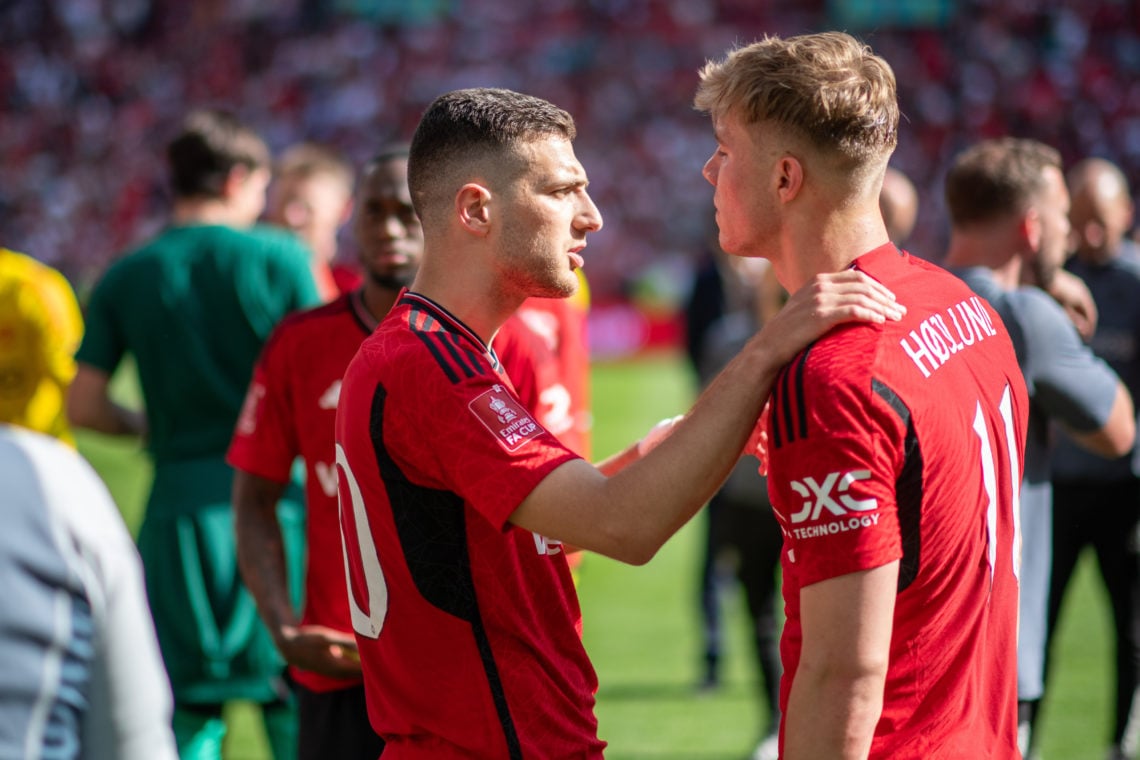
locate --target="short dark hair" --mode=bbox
[407,88,576,222]
[945,138,1062,228]
[166,109,270,199]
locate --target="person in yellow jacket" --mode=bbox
[0,248,84,443]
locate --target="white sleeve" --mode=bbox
[27,432,179,760]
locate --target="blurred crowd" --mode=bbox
[4,0,1140,299]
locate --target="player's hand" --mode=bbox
[1047,268,1097,340]
[754,270,905,367]
[637,415,685,457]
[277,624,363,679]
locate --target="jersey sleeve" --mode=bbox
[1016,288,1120,432]
[74,264,128,375]
[767,343,905,588]
[384,347,580,532]
[226,323,299,483]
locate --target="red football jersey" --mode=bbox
[227,291,376,692]
[335,292,603,758]
[501,294,592,459]
[767,245,1027,759]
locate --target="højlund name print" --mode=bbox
[899,296,997,378]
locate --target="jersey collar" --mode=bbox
[398,291,501,369]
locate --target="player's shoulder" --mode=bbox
[263,294,354,351]
[277,294,353,332]
[1005,285,1071,337]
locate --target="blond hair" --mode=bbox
[694,32,898,170]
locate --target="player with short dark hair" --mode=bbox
[696,32,1030,757]
[335,85,903,758]
[68,108,321,760]
[944,138,1136,758]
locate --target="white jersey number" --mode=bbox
[336,443,388,639]
[971,385,1021,585]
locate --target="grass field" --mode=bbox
[79,352,1112,759]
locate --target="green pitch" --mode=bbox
[77,352,1113,759]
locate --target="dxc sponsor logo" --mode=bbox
[788,470,877,524]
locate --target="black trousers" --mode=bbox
[297,681,386,760]
[1046,478,1140,745]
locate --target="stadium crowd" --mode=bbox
[5,0,1140,299]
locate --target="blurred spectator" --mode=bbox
[0,247,84,443]
[1046,157,1140,760]
[879,166,919,246]
[265,142,362,300]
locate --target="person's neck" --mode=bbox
[771,209,890,292]
[943,231,1022,291]
[171,198,246,227]
[358,282,403,326]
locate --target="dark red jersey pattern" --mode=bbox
[335,292,602,759]
[767,245,1028,759]
[227,291,375,692]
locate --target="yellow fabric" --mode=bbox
[0,249,84,443]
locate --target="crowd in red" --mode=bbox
[3,0,1139,299]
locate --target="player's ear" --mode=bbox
[1020,206,1043,252]
[221,164,253,199]
[456,183,492,236]
[775,156,803,204]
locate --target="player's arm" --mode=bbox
[232,469,360,679]
[66,363,147,436]
[510,271,905,565]
[1066,381,1135,459]
[783,562,898,760]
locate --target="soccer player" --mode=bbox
[0,424,178,760]
[695,33,1030,758]
[0,247,84,443]
[942,139,1135,758]
[265,142,362,300]
[334,86,904,757]
[67,108,321,760]
[227,147,420,760]
[1045,158,1140,760]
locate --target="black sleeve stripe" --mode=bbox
[771,366,786,449]
[773,348,812,449]
[871,378,924,594]
[793,348,809,440]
